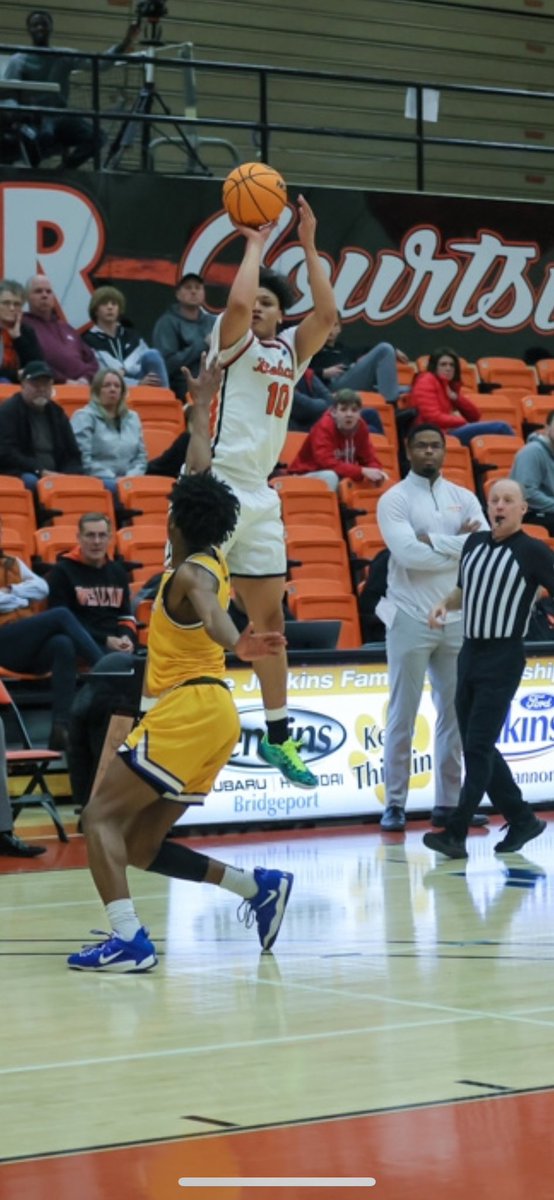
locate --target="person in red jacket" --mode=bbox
[411,348,514,445]
[289,389,388,490]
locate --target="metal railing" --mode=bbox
[3,42,554,189]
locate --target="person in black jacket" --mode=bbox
[0,280,41,382]
[0,360,82,486]
[83,287,169,389]
[46,513,138,653]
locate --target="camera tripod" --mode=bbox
[104,43,211,174]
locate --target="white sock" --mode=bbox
[106,899,141,941]
[219,866,257,899]
[264,706,288,722]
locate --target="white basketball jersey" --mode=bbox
[209,314,309,489]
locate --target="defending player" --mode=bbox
[68,467,291,973]
[198,195,336,788]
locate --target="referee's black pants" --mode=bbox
[447,639,533,841]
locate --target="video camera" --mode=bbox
[135,0,168,41]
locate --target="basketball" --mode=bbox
[222,162,287,228]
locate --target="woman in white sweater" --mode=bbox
[71,368,147,490]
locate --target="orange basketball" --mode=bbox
[222,161,287,228]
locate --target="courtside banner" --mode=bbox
[3,171,554,360]
[176,656,554,826]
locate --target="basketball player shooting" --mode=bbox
[68,461,292,973]
[188,194,336,789]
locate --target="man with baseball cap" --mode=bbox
[0,360,82,487]
[152,273,215,400]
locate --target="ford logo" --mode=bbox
[229,705,346,770]
[520,693,554,712]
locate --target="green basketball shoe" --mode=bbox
[259,735,317,788]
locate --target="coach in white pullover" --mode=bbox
[376,424,488,831]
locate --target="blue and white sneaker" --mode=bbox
[238,867,294,952]
[67,927,158,973]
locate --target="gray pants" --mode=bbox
[331,342,399,404]
[0,718,13,834]
[384,608,462,810]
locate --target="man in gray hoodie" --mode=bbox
[511,411,554,534]
[152,274,215,400]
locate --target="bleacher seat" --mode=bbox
[477,357,537,392]
[36,475,115,527]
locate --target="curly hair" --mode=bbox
[258,268,295,313]
[170,472,240,553]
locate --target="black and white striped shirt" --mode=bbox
[458,530,554,640]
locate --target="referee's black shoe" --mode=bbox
[494,814,546,854]
[423,830,468,859]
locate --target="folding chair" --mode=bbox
[36,475,115,527]
[0,678,67,841]
[477,357,537,392]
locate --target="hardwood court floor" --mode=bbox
[1,815,554,1199]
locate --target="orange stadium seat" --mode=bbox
[278,431,307,469]
[280,490,342,536]
[142,425,181,461]
[442,437,474,488]
[396,361,416,387]
[0,383,17,402]
[337,478,392,518]
[36,475,115,527]
[53,385,89,419]
[0,477,37,554]
[356,393,398,450]
[477,357,537,392]
[116,476,173,524]
[116,525,166,586]
[535,359,554,392]
[463,391,522,436]
[284,526,351,576]
[293,593,362,649]
[470,434,524,494]
[368,434,401,479]
[0,525,32,564]
[127,390,185,433]
[287,578,352,607]
[271,476,330,496]
[347,524,386,562]
[520,393,554,435]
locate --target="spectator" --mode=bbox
[0,716,46,857]
[290,368,384,436]
[311,314,408,404]
[288,389,388,491]
[83,287,169,389]
[0,519,103,748]
[47,512,137,655]
[70,368,147,492]
[4,9,140,168]
[152,273,215,400]
[0,359,82,488]
[23,274,98,384]
[511,412,554,535]
[0,279,41,382]
[411,348,514,444]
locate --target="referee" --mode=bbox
[423,478,551,860]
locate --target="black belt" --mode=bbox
[179,676,230,691]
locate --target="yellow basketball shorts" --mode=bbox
[119,679,240,802]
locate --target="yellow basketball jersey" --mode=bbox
[145,548,231,696]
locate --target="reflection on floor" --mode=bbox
[1,814,554,1199]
